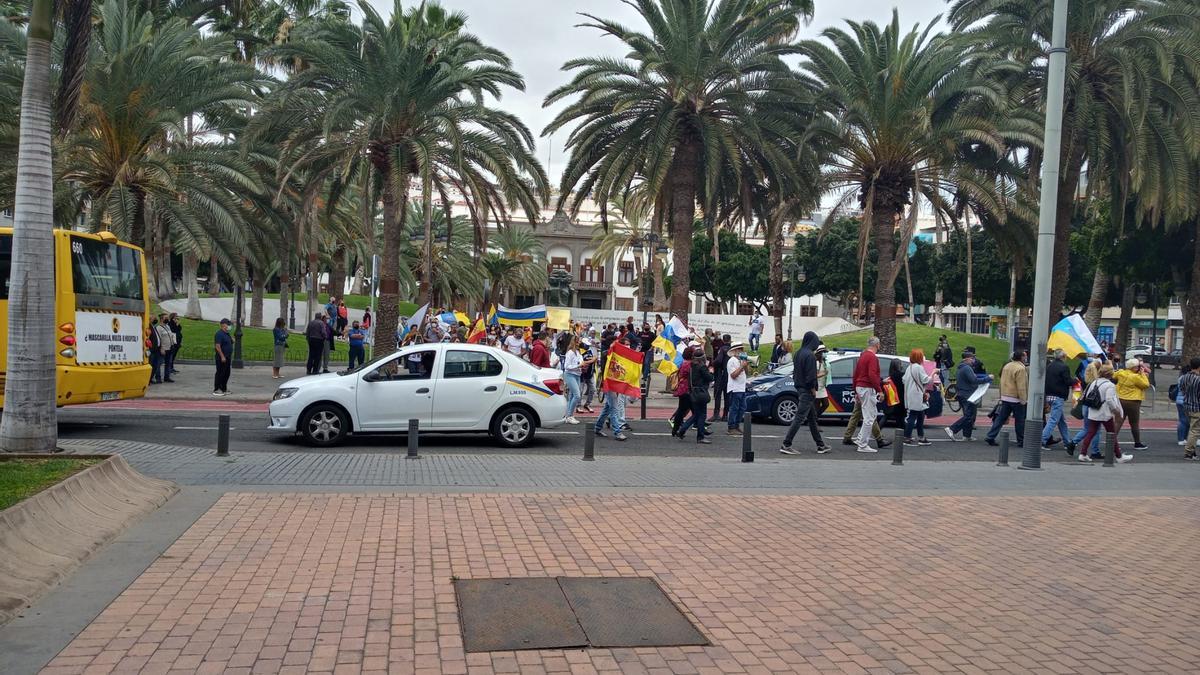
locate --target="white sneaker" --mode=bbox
[565,416,579,425]
[1077,453,1093,463]
[1179,440,1188,446]
[856,446,878,453]
[944,428,960,442]
[1117,453,1133,463]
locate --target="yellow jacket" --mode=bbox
[998,360,1028,402]
[1114,368,1150,401]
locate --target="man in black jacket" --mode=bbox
[305,313,326,375]
[1040,348,1075,448]
[712,334,731,420]
[780,331,830,454]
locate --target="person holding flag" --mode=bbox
[595,335,643,441]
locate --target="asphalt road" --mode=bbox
[53,407,1191,464]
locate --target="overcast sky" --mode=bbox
[363,0,949,181]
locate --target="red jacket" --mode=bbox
[673,359,692,397]
[852,349,882,391]
[529,341,550,368]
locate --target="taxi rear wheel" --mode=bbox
[491,406,536,448]
[301,403,349,446]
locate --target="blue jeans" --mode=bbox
[727,391,746,429]
[348,345,365,370]
[1178,401,1190,443]
[564,372,582,416]
[594,391,626,434]
[1041,396,1070,445]
[949,399,978,438]
[749,333,761,351]
[1071,425,1101,455]
[904,410,926,440]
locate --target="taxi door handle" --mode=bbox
[416,387,430,394]
[484,386,498,392]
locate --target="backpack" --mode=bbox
[667,369,681,392]
[1081,381,1104,409]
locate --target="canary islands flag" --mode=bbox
[495,303,547,326]
[601,342,644,399]
[652,321,680,375]
[1047,314,1103,358]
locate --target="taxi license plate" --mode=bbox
[100,391,121,401]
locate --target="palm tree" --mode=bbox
[949,0,1200,325]
[1,0,56,451]
[797,11,1037,352]
[270,0,546,356]
[545,0,815,322]
[481,225,547,309]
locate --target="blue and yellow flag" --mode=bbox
[1047,314,1103,358]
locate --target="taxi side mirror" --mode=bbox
[362,370,381,383]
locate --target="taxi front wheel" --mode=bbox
[491,406,535,448]
[301,403,349,446]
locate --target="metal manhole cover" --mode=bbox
[454,577,708,652]
[560,577,709,648]
[454,578,587,652]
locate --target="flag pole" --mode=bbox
[1021,0,1070,470]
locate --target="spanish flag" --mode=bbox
[466,314,486,343]
[600,342,644,399]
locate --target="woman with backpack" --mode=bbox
[674,351,713,443]
[1072,363,1132,463]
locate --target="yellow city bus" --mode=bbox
[0,228,150,407]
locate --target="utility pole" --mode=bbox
[1021,0,1070,469]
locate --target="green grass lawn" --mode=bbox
[170,316,377,363]
[758,323,1012,375]
[0,458,100,511]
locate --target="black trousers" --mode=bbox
[671,395,691,434]
[306,337,324,374]
[213,357,231,392]
[713,373,728,417]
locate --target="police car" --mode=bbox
[744,350,915,425]
[268,343,568,447]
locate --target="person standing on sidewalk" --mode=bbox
[347,321,366,370]
[747,314,764,352]
[272,318,289,379]
[946,350,992,441]
[1178,357,1200,460]
[725,342,749,434]
[934,336,953,387]
[213,319,233,396]
[985,351,1028,448]
[148,316,163,384]
[902,349,932,446]
[1040,349,1074,448]
[305,313,325,375]
[579,338,597,413]
[770,334,789,367]
[1075,363,1132,463]
[852,336,883,453]
[153,314,176,383]
[1114,358,1151,450]
[167,313,182,375]
[814,345,831,417]
[711,335,731,421]
[321,315,334,373]
[780,331,829,455]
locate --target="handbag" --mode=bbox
[1070,400,1085,420]
[688,368,711,404]
[881,380,900,407]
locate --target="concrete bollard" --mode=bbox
[891,428,903,465]
[583,425,595,461]
[407,419,419,459]
[216,415,230,457]
[997,431,1010,467]
[741,416,754,463]
[1103,428,1115,467]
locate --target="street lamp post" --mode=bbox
[1137,284,1160,386]
[288,260,296,329]
[232,282,244,369]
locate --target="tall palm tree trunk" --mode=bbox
[871,206,899,354]
[1115,282,1135,353]
[965,223,974,335]
[1183,221,1200,359]
[767,216,785,337]
[250,268,264,327]
[668,139,699,323]
[184,251,202,318]
[375,168,408,358]
[1084,267,1109,336]
[278,254,291,331]
[208,250,221,297]
[1,0,57,452]
[328,245,347,300]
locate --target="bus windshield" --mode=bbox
[71,237,144,309]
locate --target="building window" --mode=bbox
[970,315,989,335]
[736,303,754,316]
[800,305,817,317]
[549,257,570,274]
[580,258,604,283]
[704,301,722,314]
[617,261,635,286]
[615,297,633,312]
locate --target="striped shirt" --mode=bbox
[1180,372,1200,413]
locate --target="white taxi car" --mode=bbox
[268,342,567,447]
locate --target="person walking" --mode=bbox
[780,331,829,454]
[153,314,176,383]
[1040,349,1074,448]
[1066,354,1105,458]
[1174,362,1191,447]
[347,321,366,370]
[213,319,233,396]
[579,338,597,413]
[560,334,584,424]
[1178,357,1200,460]
[670,344,696,436]
[167,313,182,375]
[305,313,325,375]
[675,351,713,443]
[529,331,551,368]
[1075,363,1132,463]
[272,318,288,379]
[747,314,764,352]
[901,349,932,445]
[814,345,831,418]
[725,342,750,434]
[946,349,993,441]
[851,337,884,453]
[985,351,1028,447]
[594,383,629,441]
[1114,357,1151,450]
[711,334,731,421]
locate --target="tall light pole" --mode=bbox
[1021,0,1070,470]
[784,259,799,341]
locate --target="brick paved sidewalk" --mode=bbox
[42,493,1200,674]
